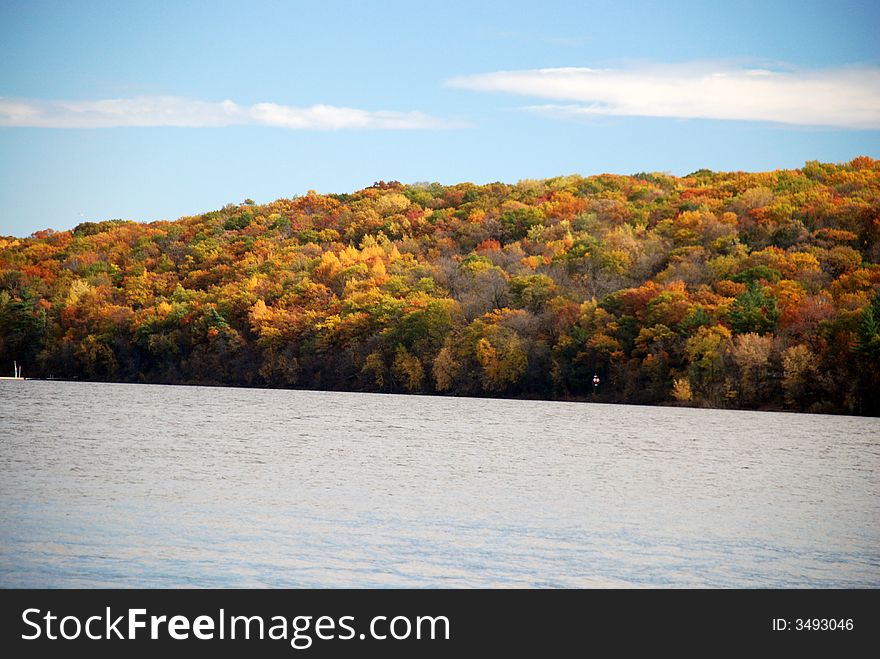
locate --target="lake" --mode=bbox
[0,380,877,587]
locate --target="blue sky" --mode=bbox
[1,0,878,236]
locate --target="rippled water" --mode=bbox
[0,380,878,587]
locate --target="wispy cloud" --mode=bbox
[447,63,880,129]
[0,95,460,130]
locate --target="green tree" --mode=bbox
[854,292,880,360]
[0,292,46,375]
[685,324,732,402]
[509,274,557,313]
[729,285,779,334]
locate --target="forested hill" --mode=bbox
[2,158,879,414]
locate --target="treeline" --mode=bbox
[1,158,879,414]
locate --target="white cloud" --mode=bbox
[447,63,880,129]
[0,95,458,130]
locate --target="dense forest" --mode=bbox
[1,158,879,414]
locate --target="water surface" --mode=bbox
[1,380,877,587]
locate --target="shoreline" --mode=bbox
[7,376,863,418]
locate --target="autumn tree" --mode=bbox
[731,332,774,406]
[1,159,877,414]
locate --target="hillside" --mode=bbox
[2,158,879,414]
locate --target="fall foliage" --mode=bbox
[2,159,879,414]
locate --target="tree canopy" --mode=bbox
[2,158,879,414]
